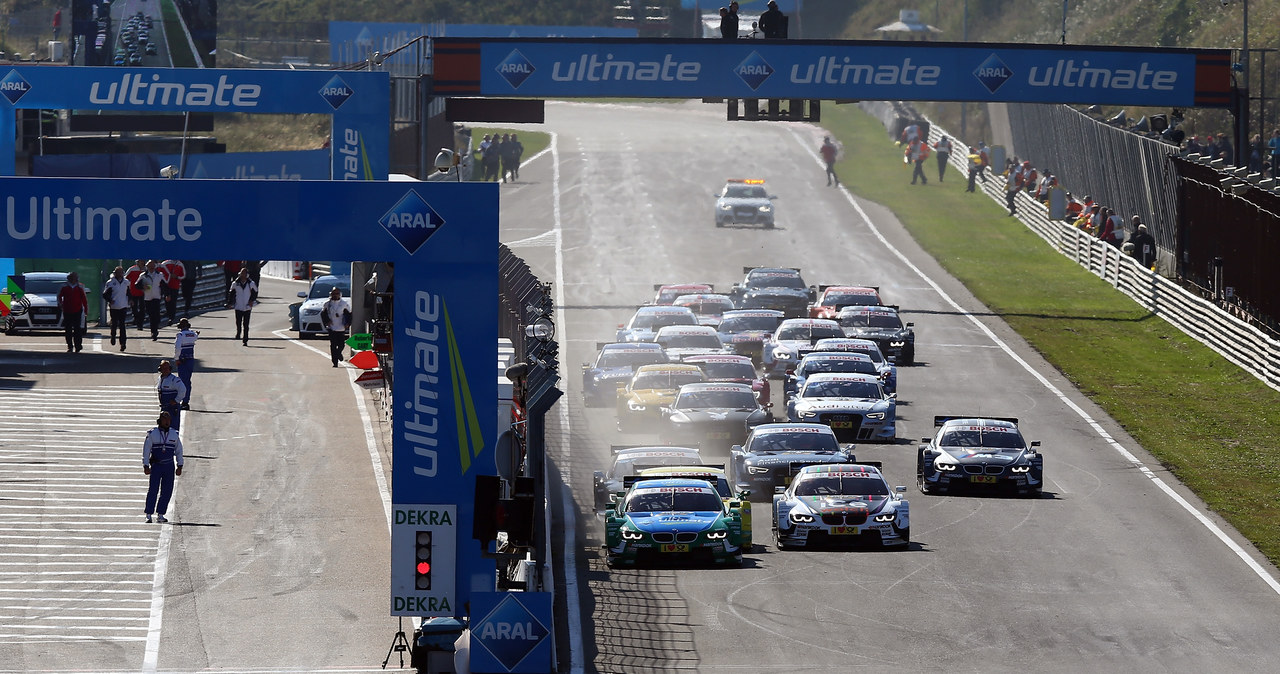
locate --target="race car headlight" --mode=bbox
[874,513,896,523]
[790,513,814,523]
[1010,465,1031,473]
[758,205,772,213]
[865,412,885,420]
[889,340,906,347]
[628,400,647,412]
[746,466,770,474]
[935,462,958,472]
[302,308,320,316]
[772,348,792,360]
[798,410,817,419]
[705,530,728,540]
[620,529,644,540]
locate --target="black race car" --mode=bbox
[917,416,1043,496]
[728,267,816,319]
[582,342,669,407]
[836,305,916,365]
[661,382,773,451]
[728,423,856,502]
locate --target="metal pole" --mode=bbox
[1238,0,1249,167]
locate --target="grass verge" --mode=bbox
[823,105,1280,564]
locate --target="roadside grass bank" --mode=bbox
[824,105,1280,564]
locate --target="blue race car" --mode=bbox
[602,478,746,567]
[582,342,669,407]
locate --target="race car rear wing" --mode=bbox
[610,444,699,454]
[653,283,714,291]
[817,284,880,292]
[743,266,801,274]
[623,465,727,488]
[933,415,1019,427]
[786,460,845,476]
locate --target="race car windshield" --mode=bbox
[719,315,780,332]
[625,490,724,513]
[778,326,844,341]
[632,372,705,390]
[675,389,757,410]
[598,350,668,369]
[801,360,877,376]
[679,300,734,315]
[940,429,1026,449]
[803,380,883,398]
[793,476,889,496]
[307,278,352,299]
[630,312,697,330]
[724,185,767,198]
[658,334,722,349]
[822,293,877,308]
[748,274,805,290]
[22,277,70,294]
[748,433,840,453]
[839,313,903,329]
[698,362,757,379]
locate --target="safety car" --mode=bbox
[633,466,754,550]
[683,353,770,405]
[786,373,896,442]
[592,445,703,512]
[811,338,898,394]
[296,274,351,339]
[4,271,90,333]
[917,416,1043,496]
[808,285,883,320]
[602,478,746,567]
[616,305,699,343]
[661,382,772,450]
[783,352,881,404]
[760,318,845,378]
[773,464,910,549]
[836,305,916,365]
[652,283,714,305]
[616,364,706,433]
[714,179,777,228]
[654,325,725,362]
[728,267,816,318]
[715,309,784,362]
[672,293,736,327]
[581,342,669,407]
[729,423,856,501]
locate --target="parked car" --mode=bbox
[295,275,351,338]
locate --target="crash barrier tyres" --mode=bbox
[897,112,1280,393]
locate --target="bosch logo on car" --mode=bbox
[497,49,536,89]
[973,54,1013,93]
[378,190,444,255]
[318,75,354,109]
[734,52,774,91]
[0,70,32,104]
[87,73,262,107]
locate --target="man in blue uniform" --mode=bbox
[142,411,184,523]
[156,360,188,432]
[173,319,199,410]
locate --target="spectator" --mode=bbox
[976,142,990,183]
[905,138,930,185]
[1099,208,1122,248]
[103,266,132,351]
[718,7,735,40]
[1216,133,1234,165]
[217,260,242,304]
[245,260,262,287]
[729,1,741,36]
[1247,134,1264,174]
[227,267,258,346]
[965,147,980,193]
[1269,129,1280,180]
[933,136,953,183]
[758,0,786,38]
[57,272,88,353]
[899,123,921,146]
[321,287,353,368]
[499,133,517,183]
[477,134,493,177]
[1108,208,1126,244]
[141,410,183,524]
[180,260,198,316]
[484,134,503,181]
[819,136,840,187]
[52,8,62,40]
[1128,222,1157,269]
[173,318,199,410]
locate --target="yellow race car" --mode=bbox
[616,364,705,433]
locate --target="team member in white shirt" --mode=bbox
[102,266,133,351]
[321,286,353,367]
[227,267,258,346]
[136,260,167,341]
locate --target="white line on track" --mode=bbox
[784,126,1280,596]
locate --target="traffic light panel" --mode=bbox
[725,98,820,122]
[414,530,432,590]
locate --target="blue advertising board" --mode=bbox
[0,177,498,617]
[155,150,332,180]
[329,21,638,66]
[0,66,389,179]
[469,593,553,674]
[432,38,1232,108]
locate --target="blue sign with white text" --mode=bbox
[153,150,331,180]
[470,593,553,673]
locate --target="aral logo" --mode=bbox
[0,70,32,105]
[497,50,535,89]
[319,75,354,110]
[974,54,1013,94]
[473,595,549,672]
[734,52,774,91]
[379,190,445,255]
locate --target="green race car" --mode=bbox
[603,478,746,568]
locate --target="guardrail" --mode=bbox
[902,114,1280,393]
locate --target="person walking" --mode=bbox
[160,259,185,326]
[503,133,524,182]
[758,0,785,38]
[484,135,503,182]
[180,260,198,316]
[934,136,953,182]
[906,139,931,185]
[142,410,184,524]
[820,136,840,187]
[173,318,199,410]
[125,259,146,330]
[103,266,132,351]
[321,287,353,367]
[227,267,258,346]
[57,272,88,353]
[1128,222,1157,269]
[156,360,187,432]
[965,147,980,193]
[217,260,242,304]
[137,260,166,341]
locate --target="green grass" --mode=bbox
[824,105,1280,563]
[159,0,197,69]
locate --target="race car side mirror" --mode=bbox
[895,486,907,493]
[907,322,915,327]
[730,445,743,453]
[774,486,786,494]
[921,437,931,443]
[1031,440,1041,447]
[297,291,306,298]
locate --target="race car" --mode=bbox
[917,416,1043,497]
[715,309,784,363]
[836,305,916,365]
[808,285,884,320]
[616,364,706,433]
[581,342,670,407]
[728,267,816,318]
[652,283,714,306]
[592,445,703,512]
[616,305,699,343]
[760,318,845,379]
[660,382,773,451]
[634,465,754,550]
[783,352,881,404]
[654,325,726,362]
[672,293,736,327]
[602,477,746,568]
[714,179,777,228]
[786,373,896,442]
[810,338,898,394]
[683,353,771,405]
[729,423,856,501]
[773,464,910,549]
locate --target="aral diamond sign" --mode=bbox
[469,593,552,673]
[0,70,32,105]
[379,189,445,255]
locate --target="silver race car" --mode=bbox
[917,416,1043,497]
[773,463,910,549]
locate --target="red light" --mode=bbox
[417,561,431,574]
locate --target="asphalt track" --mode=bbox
[500,100,1280,673]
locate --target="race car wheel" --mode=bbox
[715,220,724,228]
[917,476,931,494]
[764,221,774,230]
[900,347,915,365]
